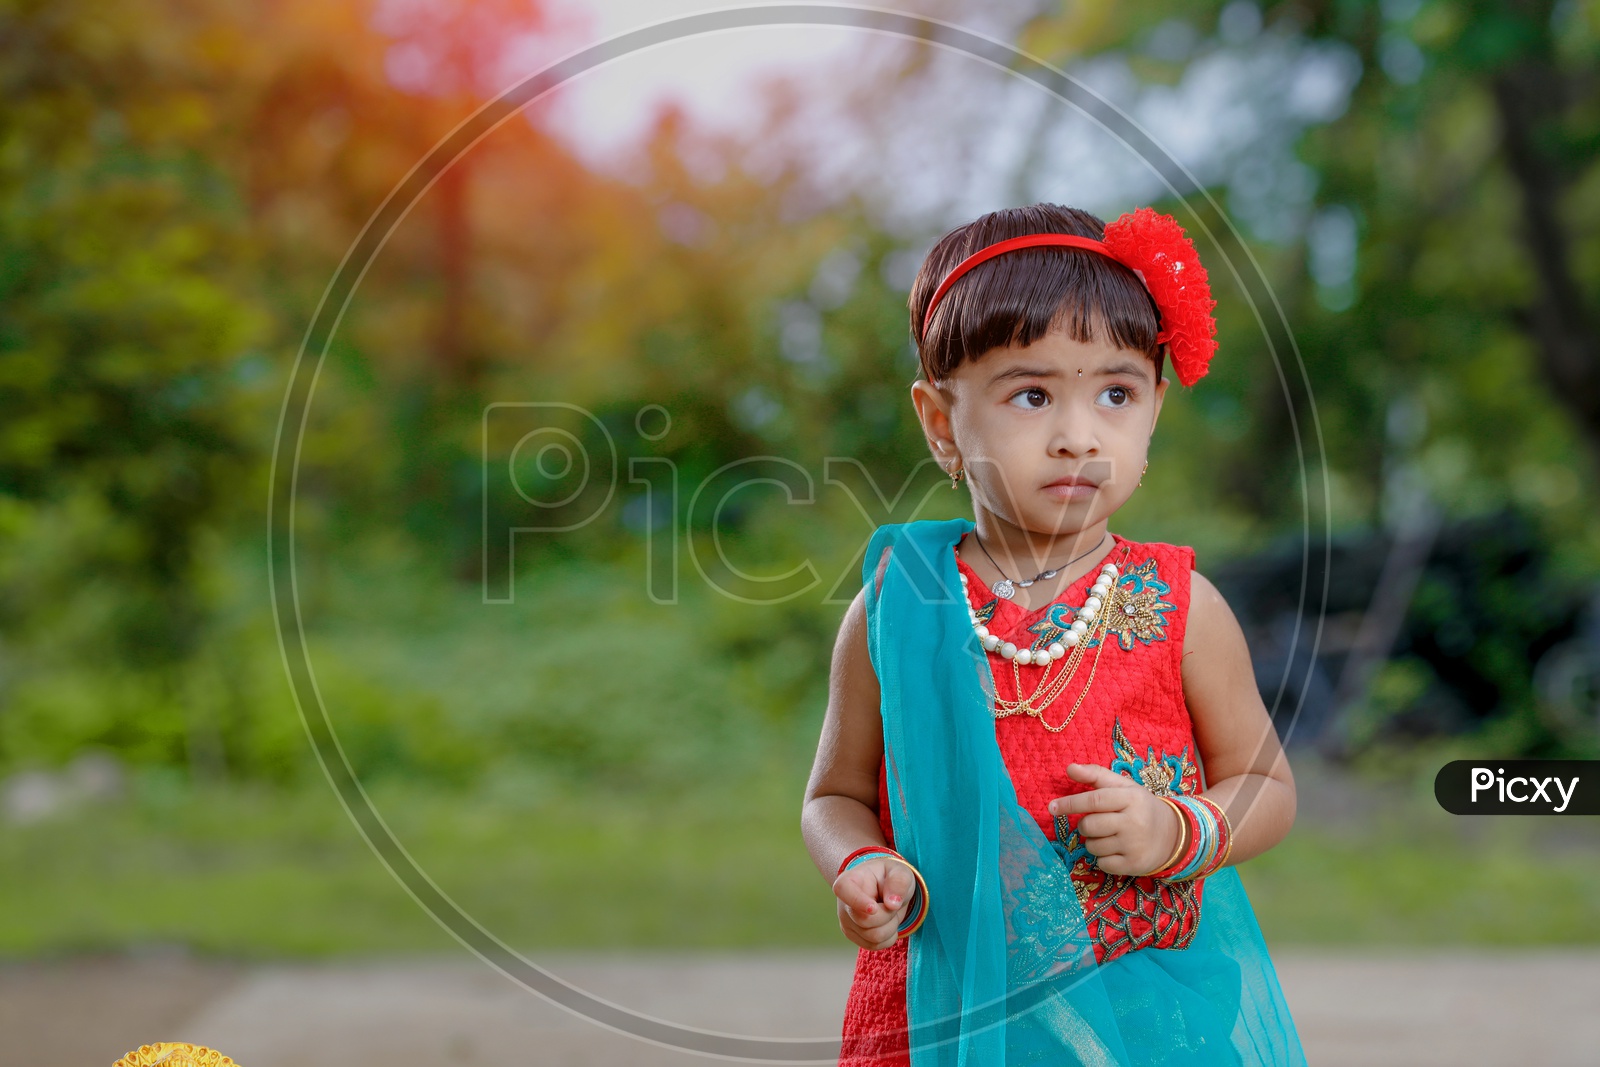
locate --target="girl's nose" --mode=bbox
[1049,406,1099,457]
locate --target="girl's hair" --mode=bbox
[909,203,1165,384]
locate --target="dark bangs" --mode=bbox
[910,204,1165,383]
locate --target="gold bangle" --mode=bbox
[883,855,930,939]
[1148,795,1189,877]
[1193,794,1235,873]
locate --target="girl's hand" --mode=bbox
[1048,763,1182,877]
[832,856,916,951]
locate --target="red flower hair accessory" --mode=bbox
[919,207,1218,387]
[1101,207,1217,387]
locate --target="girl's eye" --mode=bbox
[1007,387,1050,410]
[1098,385,1133,407]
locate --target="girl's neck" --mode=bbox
[959,513,1114,612]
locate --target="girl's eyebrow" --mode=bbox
[988,365,1058,384]
[1097,359,1151,379]
[988,359,1149,385]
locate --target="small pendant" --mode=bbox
[992,578,1015,599]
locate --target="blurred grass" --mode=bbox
[1242,808,1600,947]
[6,753,1600,956]
[0,768,839,957]
[5,537,1599,957]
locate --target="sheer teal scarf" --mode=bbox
[862,517,1307,1065]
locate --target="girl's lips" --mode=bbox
[1042,482,1099,502]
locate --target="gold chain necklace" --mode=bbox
[969,542,1134,733]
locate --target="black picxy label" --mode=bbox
[1434,760,1600,815]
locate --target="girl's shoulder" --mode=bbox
[862,517,970,587]
[1108,535,1199,653]
[1112,533,1197,577]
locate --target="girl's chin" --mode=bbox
[1016,505,1103,534]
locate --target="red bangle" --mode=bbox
[837,845,899,878]
[1148,795,1203,880]
[1190,794,1233,876]
[894,863,930,939]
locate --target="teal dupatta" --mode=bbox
[862,517,1307,1065]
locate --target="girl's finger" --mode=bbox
[1066,763,1135,788]
[880,862,916,908]
[1067,804,1129,837]
[1090,852,1132,875]
[833,869,880,915]
[862,888,906,929]
[1083,829,1131,855]
[1049,787,1132,817]
[842,902,884,934]
[1078,826,1109,852]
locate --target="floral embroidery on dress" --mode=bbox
[1077,872,1201,962]
[1005,854,1097,984]
[1047,715,1205,965]
[1096,558,1177,651]
[1016,557,1177,654]
[1023,608,1073,652]
[1109,716,1201,797]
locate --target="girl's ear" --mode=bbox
[909,379,958,464]
[1150,374,1170,435]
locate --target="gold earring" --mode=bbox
[949,463,965,489]
[1139,460,1148,487]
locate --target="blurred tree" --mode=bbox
[1014,0,1599,521]
[0,0,266,667]
[1289,0,1600,492]
[371,0,580,379]
[10,0,1594,779]
[1001,0,1600,751]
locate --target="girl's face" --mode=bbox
[910,328,1167,538]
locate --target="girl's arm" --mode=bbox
[801,587,888,880]
[1181,570,1297,865]
[800,587,920,951]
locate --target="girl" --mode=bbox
[801,204,1306,1065]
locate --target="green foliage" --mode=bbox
[1018,0,1600,537]
[2,0,1599,963]
[0,0,272,682]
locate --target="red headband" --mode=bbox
[918,207,1218,387]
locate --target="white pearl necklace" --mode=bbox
[960,561,1121,666]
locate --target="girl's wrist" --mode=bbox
[1149,795,1203,879]
[836,844,898,878]
[1145,796,1189,877]
[835,845,929,939]
[1148,793,1232,881]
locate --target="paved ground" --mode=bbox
[5,948,1598,1066]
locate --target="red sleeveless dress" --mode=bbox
[839,532,1207,1066]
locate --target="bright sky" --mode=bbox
[528,1,873,171]
[518,0,1146,226]
[491,1,1359,242]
